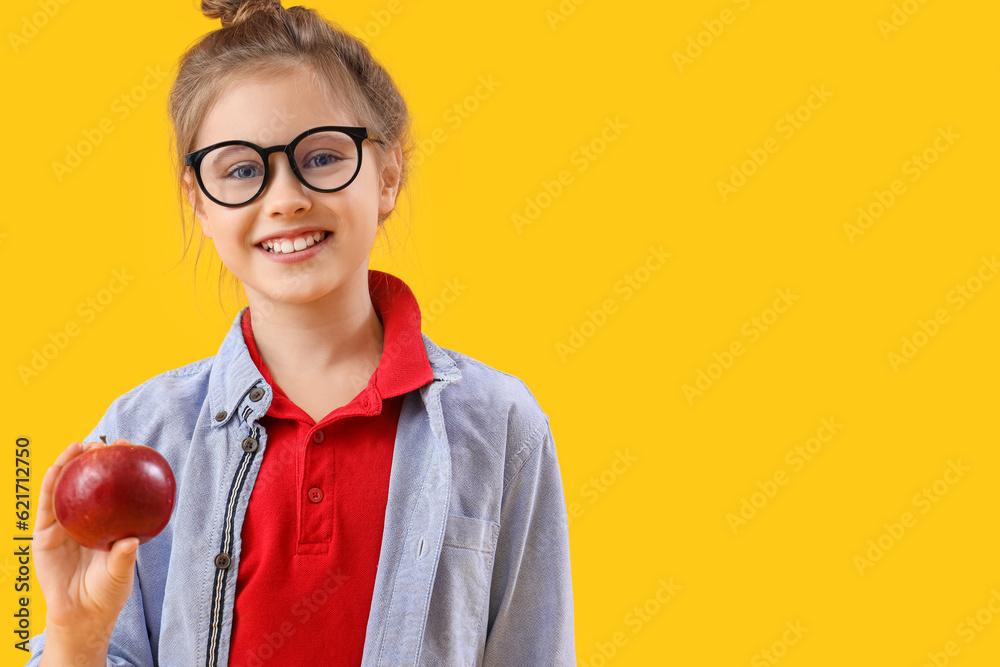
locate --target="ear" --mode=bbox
[182,169,213,239]
[377,142,403,216]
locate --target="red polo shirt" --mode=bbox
[228,269,434,667]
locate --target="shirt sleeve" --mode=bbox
[482,421,577,665]
[25,565,155,667]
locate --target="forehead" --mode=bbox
[195,68,355,148]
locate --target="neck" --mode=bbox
[243,269,385,385]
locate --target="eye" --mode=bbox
[303,151,343,169]
[225,162,264,180]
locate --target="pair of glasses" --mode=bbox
[184,125,383,207]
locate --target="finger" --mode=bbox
[105,537,140,586]
[53,441,85,468]
[33,465,62,532]
[111,438,131,445]
[35,442,84,532]
[82,439,113,452]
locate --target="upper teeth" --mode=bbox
[262,231,326,254]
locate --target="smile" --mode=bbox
[259,231,330,254]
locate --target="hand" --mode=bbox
[33,438,140,637]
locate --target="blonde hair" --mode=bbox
[167,0,413,304]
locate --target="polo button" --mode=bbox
[312,430,325,444]
[241,437,258,453]
[249,387,265,402]
[214,553,231,569]
[308,487,324,503]
[215,411,228,422]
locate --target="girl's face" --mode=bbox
[183,67,400,310]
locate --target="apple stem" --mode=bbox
[100,435,107,444]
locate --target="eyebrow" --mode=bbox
[207,144,260,165]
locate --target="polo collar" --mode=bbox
[207,270,461,428]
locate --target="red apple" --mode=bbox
[53,443,176,551]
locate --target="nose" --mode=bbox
[261,150,311,218]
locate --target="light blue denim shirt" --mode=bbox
[26,308,576,666]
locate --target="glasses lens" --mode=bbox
[293,131,359,191]
[199,144,264,205]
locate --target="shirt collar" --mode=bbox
[208,269,458,428]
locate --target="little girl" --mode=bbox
[26,1,575,665]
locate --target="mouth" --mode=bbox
[258,230,331,255]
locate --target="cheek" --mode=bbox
[329,180,379,220]
[207,216,252,250]
[353,161,384,202]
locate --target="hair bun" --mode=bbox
[201,0,282,28]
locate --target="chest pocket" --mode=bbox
[420,514,500,666]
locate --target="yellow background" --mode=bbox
[3,0,999,664]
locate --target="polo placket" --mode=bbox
[299,425,335,550]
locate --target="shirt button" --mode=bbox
[308,487,324,503]
[311,430,325,444]
[215,411,228,422]
[248,387,265,402]
[214,553,231,569]
[241,437,258,453]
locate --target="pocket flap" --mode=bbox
[442,514,499,554]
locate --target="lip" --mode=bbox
[257,230,332,263]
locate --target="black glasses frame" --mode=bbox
[184,125,383,208]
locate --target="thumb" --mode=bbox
[106,537,140,584]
